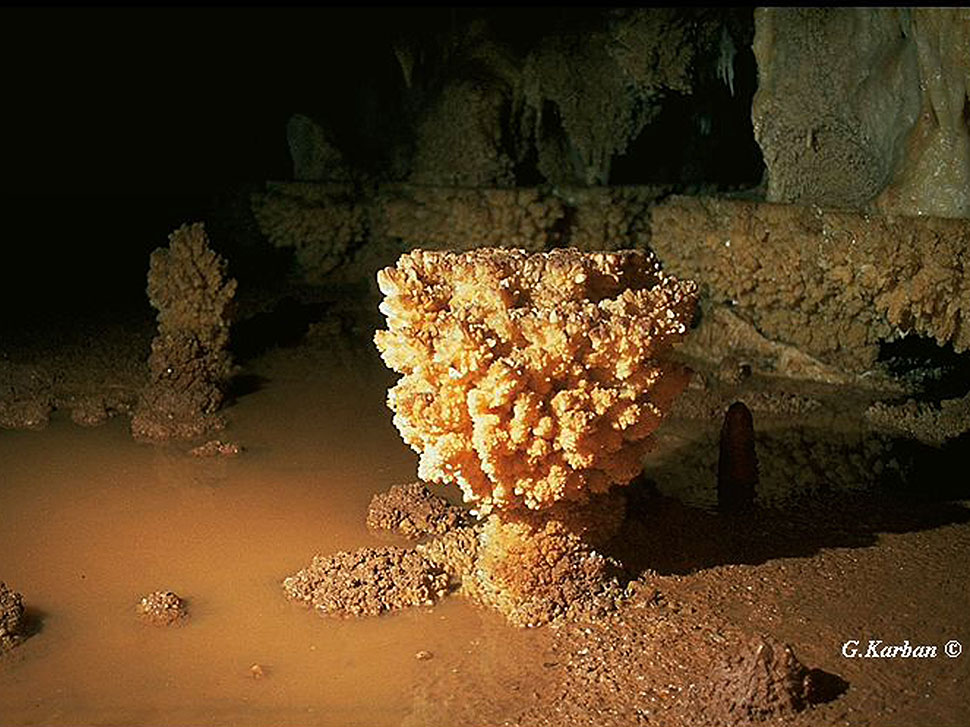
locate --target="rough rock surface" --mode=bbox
[752,8,919,210]
[651,196,970,372]
[875,9,970,218]
[753,8,969,218]
[0,320,146,432]
[288,488,627,628]
[366,481,468,540]
[411,491,627,627]
[250,182,674,288]
[188,440,241,457]
[409,77,516,188]
[0,582,27,652]
[381,186,563,253]
[131,223,237,442]
[136,590,188,626]
[461,495,627,627]
[0,397,51,431]
[866,393,970,447]
[520,9,693,186]
[701,635,811,723]
[286,114,352,183]
[251,183,369,283]
[282,547,450,618]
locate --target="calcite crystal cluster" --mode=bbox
[374,247,697,513]
[285,247,696,626]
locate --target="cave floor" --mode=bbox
[1,318,968,727]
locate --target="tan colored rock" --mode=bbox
[458,493,626,628]
[366,481,468,540]
[251,183,369,283]
[651,196,970,373]
[136,590,188,626]
[752,8,919,210]
[282,547,449,618]
[866,392,970,446]
[702,636,812,722]
[753,8,969,218]
[0,582,28,652]
[381,186,563,253]
[876,10,970,218]
[131,223,237,442]
[410,78,515,188]
[521,9,692,186]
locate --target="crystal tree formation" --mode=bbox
[131,223,237,442]
[284,248,695,627]
[374,246,697,513]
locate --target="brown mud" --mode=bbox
[1,325,968,726]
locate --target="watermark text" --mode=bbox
[841,639,962,659]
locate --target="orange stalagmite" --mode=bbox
[374,247,697,513]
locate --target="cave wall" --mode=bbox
[752,8,969,218]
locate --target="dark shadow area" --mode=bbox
[610,9,762,189]
[616,485,970,577]
[204,184,296,289]
[806,667,850,706]
[611,429,970,577]
[887,429,970,501]
[224,373,270,404]
[21,606,47,641]
[878,336,970,402]
[231,297,329,363]
[1,195,213,324]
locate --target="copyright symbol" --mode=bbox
[944,640,962,658]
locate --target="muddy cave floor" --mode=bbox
[1,301,969,727]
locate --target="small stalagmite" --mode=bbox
[718,401,759,513]
[131,223,237,442]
